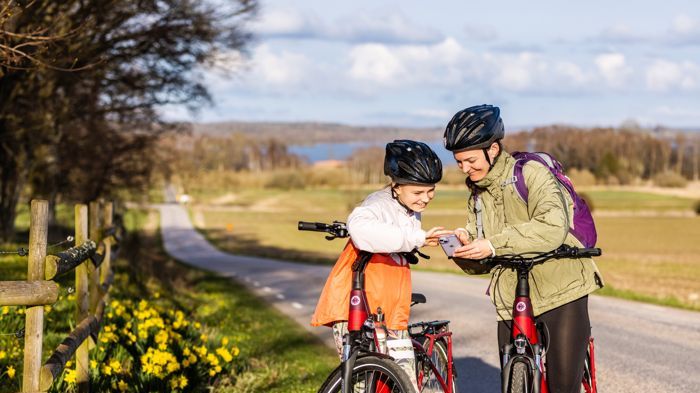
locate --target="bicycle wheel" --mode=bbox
[416,339,457,393]
[319,356,416,393]
[505,361,529,393]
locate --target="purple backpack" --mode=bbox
[511,151,597,248]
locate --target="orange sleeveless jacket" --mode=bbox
[311,240,412,330]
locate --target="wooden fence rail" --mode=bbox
[0,199,121,393]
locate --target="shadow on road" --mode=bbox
[454,356,501,391]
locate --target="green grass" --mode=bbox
[581,189,697,211]
[2,206,337,392]
[134,212,337,392]
[190,186,700,311]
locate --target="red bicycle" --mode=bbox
[299,221,457,393]
[479,245,599,393]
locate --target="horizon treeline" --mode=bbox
[167,124,700,194]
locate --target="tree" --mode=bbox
[0,0,258,240]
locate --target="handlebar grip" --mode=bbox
[578,248,602,257]
[298,221,327,231]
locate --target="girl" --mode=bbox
[311,139,449,391]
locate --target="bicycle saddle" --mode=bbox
[411,293,427,304]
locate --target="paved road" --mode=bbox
[159,203,700,392]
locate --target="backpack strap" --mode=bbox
[511,152,554,204]
[473,193,485,240]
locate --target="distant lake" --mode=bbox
[290,140,455,164]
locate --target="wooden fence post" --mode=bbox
[75,204,90,393]
[88,201,101,315]
[100,201,113,286]
[22,200,49,393]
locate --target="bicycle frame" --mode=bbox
[500,267,547,393]
[299,221,456,393]
[410,321,455,393]
[342,251,457,393]
[491,246,600,393]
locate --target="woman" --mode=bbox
[311,139,449,391]
[443,105,604,393]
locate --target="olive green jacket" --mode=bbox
[455,152,603,320]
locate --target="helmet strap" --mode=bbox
[390,184,414,214]
[483,148,494,170]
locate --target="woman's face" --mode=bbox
[453,143,499,182]
[394,184,436,212]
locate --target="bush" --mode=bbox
[568,168,596,187]
[694,200,700,216]
[308,167,351,187]
[652,170,688,188]
[264,170,306,190]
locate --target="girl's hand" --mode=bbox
[453,238,494,260]
[424,227,453,247]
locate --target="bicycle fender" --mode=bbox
[502,355,536,393]
[341,350,358,393]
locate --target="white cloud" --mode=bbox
[347,38,471,87]
[594,53,632,88]
[348,44,407,85]
[253,45,310,85]
[249,7,443,45]
[672,14,698,34]
[247,7,326,40]
[665,14,700,46]
[346,40,641,95]
[334,12,443,44]
[646,59,700,91]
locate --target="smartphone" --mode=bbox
[439,234,463,258]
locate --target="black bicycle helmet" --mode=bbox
[443,104,504,152]
[384,140,443,185]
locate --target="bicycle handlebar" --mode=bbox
[483,245,602,269]
[298,220,349,240]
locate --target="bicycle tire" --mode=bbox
[318,356,416,393]
[506,361,529,393]
[416,338,457,393]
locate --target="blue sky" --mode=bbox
[163,0,700,129]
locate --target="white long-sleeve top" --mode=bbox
[347,187,426,254]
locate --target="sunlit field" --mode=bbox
[191,186,700,311]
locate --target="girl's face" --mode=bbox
[453,143,500,182]
[394,184,436,212]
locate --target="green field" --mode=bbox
[192,186,700,310]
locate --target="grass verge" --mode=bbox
[1,207,337,392]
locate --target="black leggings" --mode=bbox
[498,296,590,393]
